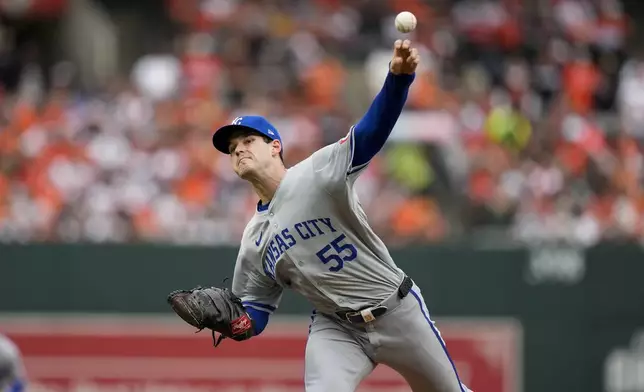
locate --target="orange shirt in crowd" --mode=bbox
[302,57,346,110]
[555,141,588,177]
[391,197,446,241]
[562,60,601,114]
[174,168,215,208]
[12,102,39,132]
[408,72,440,109]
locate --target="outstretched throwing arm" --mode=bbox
[350,39,420,174]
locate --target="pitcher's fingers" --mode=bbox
[406,48,419,64]
[394,40,402,52]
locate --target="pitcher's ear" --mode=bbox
[272,139,282,157]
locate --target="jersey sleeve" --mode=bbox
[311,126,364,189]
[231,253,283,315]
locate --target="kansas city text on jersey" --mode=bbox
[261,217,358,279]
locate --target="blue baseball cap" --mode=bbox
[212,115,283,155]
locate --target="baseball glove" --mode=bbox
[166,286,254,347]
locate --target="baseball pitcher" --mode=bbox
[168,39,471,392]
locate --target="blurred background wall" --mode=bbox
[1,0,644,391]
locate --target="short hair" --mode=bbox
[260,135,284,162]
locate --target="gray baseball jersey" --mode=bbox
[232,128,406,315]
[231,128,470,391]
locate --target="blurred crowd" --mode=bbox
[0,0,643,247]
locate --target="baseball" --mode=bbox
[395,11,417,33]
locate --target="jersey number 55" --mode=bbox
[315,234,358,272]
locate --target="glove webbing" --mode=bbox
[194,328,225,348]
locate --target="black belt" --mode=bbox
[336,276,413,324]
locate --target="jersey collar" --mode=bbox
[257,200,270,212]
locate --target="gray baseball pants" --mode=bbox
[304,283,470,392]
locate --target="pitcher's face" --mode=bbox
[228,132,280,179]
